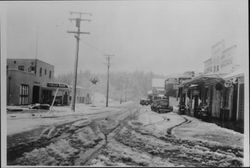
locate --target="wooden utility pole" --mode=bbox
[67,11,91,112]
[105,55,113,107]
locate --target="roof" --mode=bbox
[152,78,165,88]
[7,58,54,67]
[223,68,244,79]
[183,73,225,86]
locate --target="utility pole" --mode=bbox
[105,55,114,107]
[67,11,91,112]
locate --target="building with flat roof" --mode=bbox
[7,58,55,105]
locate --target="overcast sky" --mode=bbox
[4,0,248,76]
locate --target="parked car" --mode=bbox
[197,104,210,121]
[140,98,150,105]
[29,103,50,110]
[151,98,173,113]
[178,104,187,115]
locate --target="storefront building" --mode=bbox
[7,59,55,105]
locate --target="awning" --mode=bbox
[183,73,225,87]
[223,68,244,80]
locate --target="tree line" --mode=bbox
[55,70,165,102]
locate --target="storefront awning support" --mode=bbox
[50,88,59,111]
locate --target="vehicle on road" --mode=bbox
[140,98,150,106]
[150,95,173,113]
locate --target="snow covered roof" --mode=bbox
[183,73,225,86]
[152,78,165,88]
[223,68,244,79]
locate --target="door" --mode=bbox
[231,84,238,121]
[32,85,40,104]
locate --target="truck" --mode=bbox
[150,94,173,113]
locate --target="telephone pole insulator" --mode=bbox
[67,11,91,112]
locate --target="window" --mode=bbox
[14,61,16,64]
[40,67,42,76]
[19,84,29,105]
[18,66,24,71]
[49,71,52,78]
[30,66,35,71]
[45,69,47,75]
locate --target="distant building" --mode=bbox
[204,58,213,74]
[151,78,165,95]
[204,40,239,74]
[220,45,238,74]
[7,59,55,105]
[183,71,195,78]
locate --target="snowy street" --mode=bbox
[7,102,244,167]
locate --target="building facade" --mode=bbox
[204,40,239,75]
[7,58,54,105]
[179,40,244,132]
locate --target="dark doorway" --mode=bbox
[63,92,68,105]
[231,84,238,121]
[32,86,40,103]
[194,95,199,117]
[41,89,52,104]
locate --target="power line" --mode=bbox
[82,41,107,56]
[67,11,91,112]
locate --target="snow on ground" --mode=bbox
[135,106,243,148]
[88,139,176,167]
[7,93,133,136]
[173,115,244,147]
[135,106,185,135]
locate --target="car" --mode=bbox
[140,98,150,105]
[197,104,210,121]
[29,103,50,110]
[151,98,173,113]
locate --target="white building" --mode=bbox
[204,40,239,75]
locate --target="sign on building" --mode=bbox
[47,83,69,88]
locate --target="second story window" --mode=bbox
[49,71,52,79]
[40,67,42,77]
[45,69,47,75]
[18,66,24,71]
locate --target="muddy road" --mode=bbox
[7,105,243,167]
[7,103,138,165]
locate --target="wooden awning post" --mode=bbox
[50,88,59,111]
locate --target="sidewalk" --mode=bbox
[136,107,243,148]
[172,115,243,148]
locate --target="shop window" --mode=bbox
[19,84,29,105]
[18,65,24,71]
[40,67,42,76]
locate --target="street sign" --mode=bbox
[47,83,69,88]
